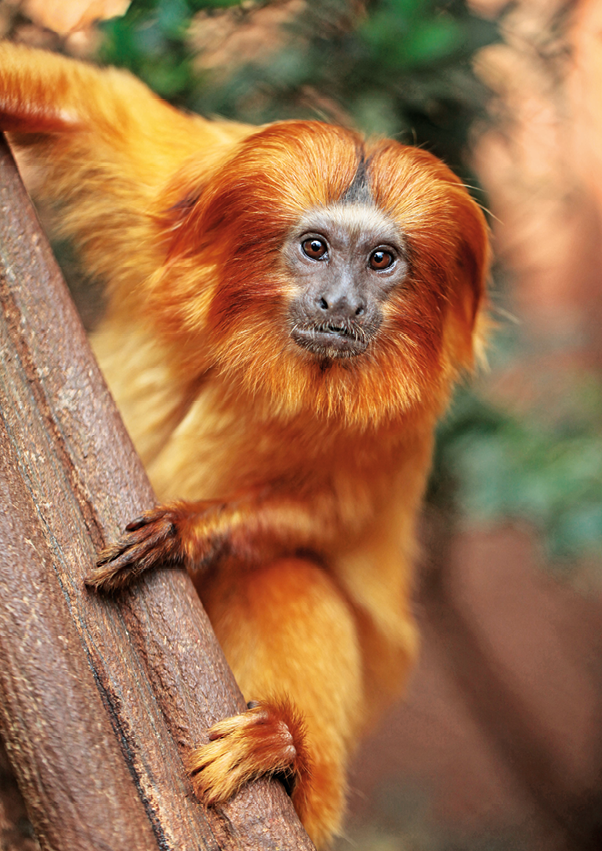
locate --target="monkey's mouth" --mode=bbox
[291,323,370,358]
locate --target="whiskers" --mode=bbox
[294,317,369,344]
[289,316,379,360]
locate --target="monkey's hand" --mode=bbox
[186,698,311,805]
[87,500,227,593]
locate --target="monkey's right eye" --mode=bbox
[301,238,328,260]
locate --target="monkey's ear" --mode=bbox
[449,207,490,370]
[163,189,206,251]
[154,157,214,255]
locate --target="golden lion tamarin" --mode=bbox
[0,40,488,847]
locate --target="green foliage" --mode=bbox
[100,0,239,102]
[430,376,602,566]
[99,0,497,175]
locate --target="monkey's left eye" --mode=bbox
[369,249,395,270]
[302,238,328,260]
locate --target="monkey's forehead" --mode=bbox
[293,203,404,244]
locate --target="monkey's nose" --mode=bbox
[316,293,366,320]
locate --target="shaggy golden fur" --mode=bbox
[0,40,488,847]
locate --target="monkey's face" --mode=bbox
[284,204,408,360]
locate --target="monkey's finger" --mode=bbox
[125,515,148,531]
[86,544,174,592]
[85,558,148,593]
[124,506,168,531]
[96,518,175,565]
[87,520,178,591]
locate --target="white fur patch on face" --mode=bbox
[296,203,404,247]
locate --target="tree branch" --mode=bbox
[0,133,313,851]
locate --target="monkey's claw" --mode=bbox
[86,506,181,592]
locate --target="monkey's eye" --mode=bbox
[369,249,395,270]
[301,237,328,260]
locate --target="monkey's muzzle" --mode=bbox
[291,322,373,358]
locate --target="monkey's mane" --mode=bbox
[146,122,488,430]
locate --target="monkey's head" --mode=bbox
[155,121,489,428]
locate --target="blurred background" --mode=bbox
[1,0,602,848]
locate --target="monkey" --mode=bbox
[0,40,488,848]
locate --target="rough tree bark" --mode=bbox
[0,134,314,851]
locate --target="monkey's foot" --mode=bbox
[86,500,224,592]
[186,698,311,804]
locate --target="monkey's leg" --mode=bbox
[189,557,363,849]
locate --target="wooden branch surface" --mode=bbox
[0,134,314,851]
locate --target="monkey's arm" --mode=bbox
[0,42,249,303]
[0,41,244,166]
[87,491,349,591]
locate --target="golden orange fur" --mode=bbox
[0,40,489,848]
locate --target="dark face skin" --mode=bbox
[283,203,408,359]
